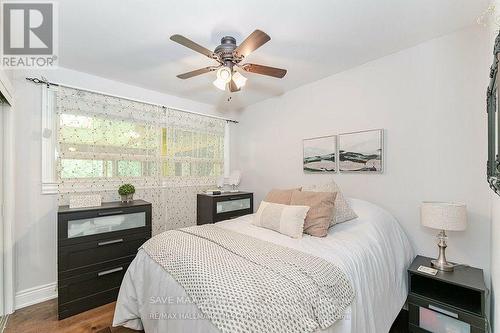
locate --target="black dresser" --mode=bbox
[197,192,253,225]
[57,200,152,319]
[407,255,488,332]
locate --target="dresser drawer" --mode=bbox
[67,211,146,239]
[58,231,148,274]
[58,288,121,320]
[58,259,131,305]
[58,203,152,246]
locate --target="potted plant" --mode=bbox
[118,183,135,203]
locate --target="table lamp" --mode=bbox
[420,202,467,272]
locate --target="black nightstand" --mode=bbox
[197,191,253,225]
[407,255,488,332]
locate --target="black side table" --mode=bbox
[196,191,253,225]
[407,255,488,332]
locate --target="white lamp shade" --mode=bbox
[228,170,241,186]
[232,71,247,88]
[420,202,467,231]
[213,78,226,91]
[216,67,232,83]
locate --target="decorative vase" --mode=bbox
[120,194,134,203]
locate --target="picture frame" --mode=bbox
[303,135,337,173]
[338,129,384,173]
[487,31,500,195]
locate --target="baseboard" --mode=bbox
[0,314,8,333]
[15,282,57,310]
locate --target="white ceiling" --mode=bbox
[57,0,489,110]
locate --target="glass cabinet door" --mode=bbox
[419,307,470,333]
[67,212,146,238]
[216,198,251,214]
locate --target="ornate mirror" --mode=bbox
[488,32,500,195]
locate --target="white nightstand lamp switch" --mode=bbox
[417,265,438,276]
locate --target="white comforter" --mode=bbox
[113,198,414,333]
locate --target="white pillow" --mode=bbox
[252,201,310,238]
[302,181,358,226]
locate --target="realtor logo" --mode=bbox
[1,2,58,68]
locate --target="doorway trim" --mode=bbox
[0,70,14,316]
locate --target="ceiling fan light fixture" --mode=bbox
[216,66,232,83]
[232,71,247,89]
[171,30,287,92]
[213,78,227,91]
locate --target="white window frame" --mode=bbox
[41,85,58,195]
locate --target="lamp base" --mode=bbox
[431,259,454,272]
[431,229,455,272]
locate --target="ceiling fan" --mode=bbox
[170,30,287,92]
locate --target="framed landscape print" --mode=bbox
[303,135,337,173]
[338,129,383,173]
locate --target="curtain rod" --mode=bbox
[25,76,239,124]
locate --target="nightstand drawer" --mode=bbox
[58,259,132,305]
[216,197,252,213]
[409,322,483,333]
[197,192,253,225]
[215,210,253,222]
[409,294,486,331]
[58,231,148,274]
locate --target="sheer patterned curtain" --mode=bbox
[162,108,225,230]
[55,86,225,233]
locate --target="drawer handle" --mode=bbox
[98,267,123,277]
[98,238,123,246]
[98,210,124,216]
[428,305,459,318]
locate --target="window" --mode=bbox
[57,112,158,180]
[42,85,227,194]
[161,128,224,178]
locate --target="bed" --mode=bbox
[113,198,414,333]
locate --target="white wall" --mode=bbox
[9,67,238,308]
[235,26,492,283]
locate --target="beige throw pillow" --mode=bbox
[252,201,310,238]
[290,190,337,237]
[302,181,357,226]
[264,188,301,205]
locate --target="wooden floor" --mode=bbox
[4,298,408,333]
[4,299,140,333]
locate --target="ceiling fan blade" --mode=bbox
[170,34,216,59]
[233,30,270,59]
[241,63,287,78]
[176,66,218,79]
[229,80,240,92]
